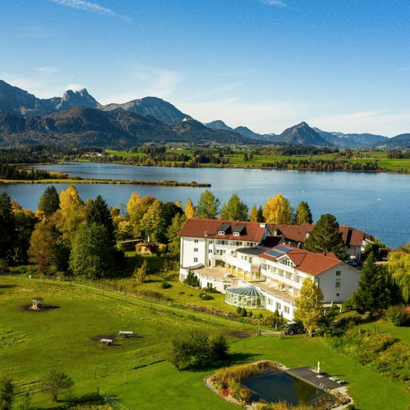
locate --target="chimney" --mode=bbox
[204,231,208,237]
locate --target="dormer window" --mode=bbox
[217,223,231,236]
[233,232,240,237]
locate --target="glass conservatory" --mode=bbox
[225,286,265,309]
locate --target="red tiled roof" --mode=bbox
[271,224,366,247]
[260,245,341,276]
[178,218,268,242]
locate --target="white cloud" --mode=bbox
[261,0,287,7]
[37,66,60,74]
[65,83,84,91]
[399,67,410,72]
[102,68,182,104]
[50,0,131,22]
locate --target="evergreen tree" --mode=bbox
[304,213,345,258]
[184,199,195,219]
[161,201,183,228]
[167,213,187,260]
[38,186,60,216]
[263,193,293,224]
[0,377,15,410]
[354,253,390,315]
[69,223,115,278]
[0,192,16,263]
[220,193,248,221]
[294,278,323,337]
[249,206,264,222]
[196,190,220,219]
[86,195,115,241]
[12,209,38,265]
[294,201,313,225]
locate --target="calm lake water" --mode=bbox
[1,162,409,248]
[242,372,322,405]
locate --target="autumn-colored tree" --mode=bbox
[388,244,410,303]
[263,194,293,224]
[294,201,313,225]
[184,199,195,219]
[220,193,248,221]
[140,200,166,242]
[294,278,323,337]
[28,220,58,273]
[56,186,86,244]
[126,192,142,223]
[249,206,264,222]
[126,193,157,237]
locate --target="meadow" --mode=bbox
[1,276,410,410]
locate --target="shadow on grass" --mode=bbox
[34,392,106,410]
[0,283,16,289]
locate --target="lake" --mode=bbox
[1,162,409,248]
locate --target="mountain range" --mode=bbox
[0,79,410,148]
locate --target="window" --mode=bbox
[235,241,243,246]
[207,282,213,288]
[335,280,341,288]
[194,239,199,243]
[218,231,225,235]
[193,257,198,263]
[194,248,198,252]
[336,271,341,276]
[336,293,340,297]
[208,249,212,253]
[249,257,253,263]
[267,298,272,306]
[284,306,290,314]
[233,232,240,236]
[208,240,213,245]
[276,302,282,310]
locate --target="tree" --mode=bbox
[0,377,15,410]
[12,209,38,265]
[263,194,293,224]
[134,260,148,284]
[126,193,157,237]
[38,186,60,216]
[220,193,248,221]
[0,192,15,263]
[126,192,142,223]
[196,190,220,219]
[56,186,86,244]
[353,253,390,315]
[162,201,183,228]
[69,223,115,278]
[304,213,345,258]
[40,370,74,402]
[167,213,187,260]
[184,199,195,219]
[294,278,323,337]
[249,206,264,222]
[86,195,115,241]
[388,244,410,303]
[294,201,313,225]
[28,220,58,273]
[140,200,166,242]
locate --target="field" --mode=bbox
[106,149,410,172]
[1,276,410,410]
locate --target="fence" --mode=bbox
[99,389,130,410]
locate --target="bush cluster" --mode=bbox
[386,305,409,327]
[328,328,410,381]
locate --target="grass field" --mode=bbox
[1,276,409,410]
[105,149,410,172]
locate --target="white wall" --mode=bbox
[180,237,207,267]
[315,264,360,303]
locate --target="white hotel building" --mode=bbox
[179,219,360,320]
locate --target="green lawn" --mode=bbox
[1,276,409,410]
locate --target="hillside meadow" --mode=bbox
[1,276,410,410]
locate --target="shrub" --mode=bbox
[247,310,253,318]
[386,305,409,327]
[161,281,172,289]
[211,334,229,360]
[138,290,173,302]
[346,405,356,410]
[241,308,247,317]
[184,270,200,287]
[236,307,243,315]
[231,383,253,405]
[199,292,214,301]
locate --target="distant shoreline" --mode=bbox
[0,178,211,187]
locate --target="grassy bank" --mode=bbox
[0,178,210,187]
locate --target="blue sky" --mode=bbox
[2,0,410,136]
